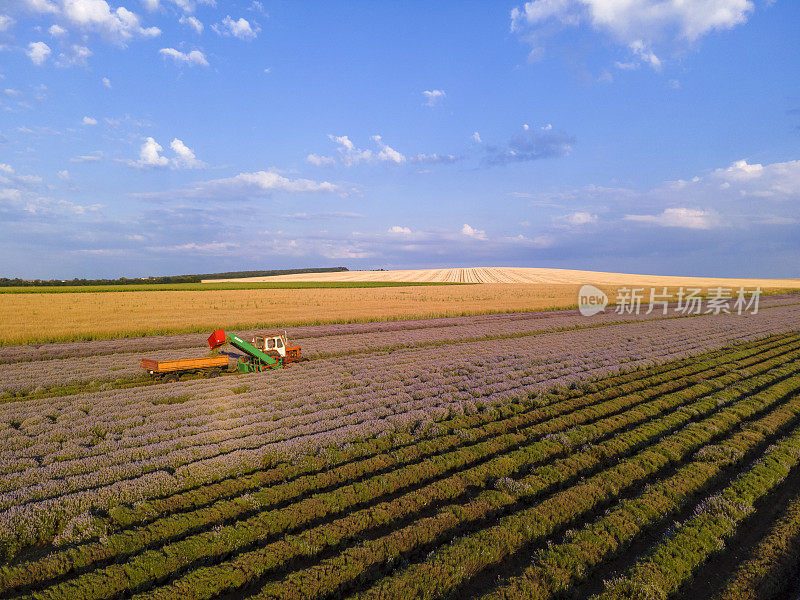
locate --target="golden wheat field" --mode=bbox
[0,284,585,344]
[3,268,798,345]
[210,266,800,287]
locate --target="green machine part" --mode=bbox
[227,333,284,372]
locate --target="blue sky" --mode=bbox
[1,0,798,279]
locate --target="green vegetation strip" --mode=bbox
[472,397,800,600]
[232,364,800,600]
[713,491,800,600]
[0,282,470,294]
[594,430,800,599]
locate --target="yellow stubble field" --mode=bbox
[0,283,593,345]
[3,265,798,345]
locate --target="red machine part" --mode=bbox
[207,329,227,350]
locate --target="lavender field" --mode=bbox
[2,297,800,600]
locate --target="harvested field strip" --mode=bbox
[341,372,800,600]
[3,335,800,600]
[4,339,785,594]
[712,486,800,600]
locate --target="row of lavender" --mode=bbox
[1,306,799,557]
[2,295,797,394]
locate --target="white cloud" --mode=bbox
[461,223,488,240]
[211,171,338,194]
[472,131,482,143]
[249,1,267,15]
[179,15,203,33]
[169,138,205,168]
[70,151,103,162]
[306,153,336,166]
[26,42,51,65]
[318,134,456,167]
[159,47,208,66]
[48,23,66,35]
[371,135,406,163]
[141,0,159,10]
[58,44,92,66]
[717,158,763,181]
[625,207,719,229]
[123,137,205,169]
[130,136,169,168]
[58,169,70,180]
[23,0,59,14]
[388,225,412,235]
[628,39,661,69]
[148,241,239,254]
[615,60,638,70]
[212,15,259,39]
[511,0,754,66]
[328,134,372,166]
[558,211,598,226]
[149,170,342,198]
[81,116,98,125]
[278,212,363,220]
[0,15,15,31]
[102,76,111,87]
[331,134,354,151]
[422,89,446,106]
[410,153,458,164]
[61,0,161,41]
[0,164,13,175]
[710,158,800,197]
[506,233,555,248]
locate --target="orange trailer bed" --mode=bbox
[141,356,229,373]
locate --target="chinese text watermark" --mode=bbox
[578,285,761,317]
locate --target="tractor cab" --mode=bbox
[251,332,304,364]
[252,333,287,357]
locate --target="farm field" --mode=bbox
[2,274,798,345]
[212,266,800,287]
[2,295,800,599]
[0,283,620,346]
